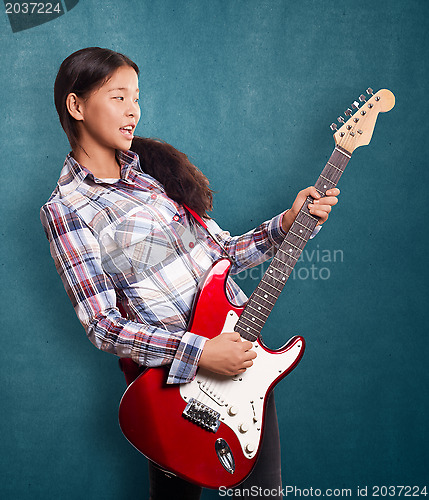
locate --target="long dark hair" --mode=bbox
[54,47,139,151]
[131,137,214,219]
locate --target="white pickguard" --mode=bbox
[180,310,303,459]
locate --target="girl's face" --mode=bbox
[76,65,140,152]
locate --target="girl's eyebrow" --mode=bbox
[107,87,139,92]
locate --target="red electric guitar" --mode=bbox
[118,89,395,489]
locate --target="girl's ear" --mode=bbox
[66,93,84,122]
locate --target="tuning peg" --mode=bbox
[337,116,345,123]
[366,87,374,95]
[359,94,366,102]
[351,101,360,109]
[344,108,352,116]
[330,123,338,131]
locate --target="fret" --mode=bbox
[331,155,348,170]
[239,314,265,330]
[299,210,319,223]
[295,214,318,229]
[290,230,307,241]
[327,161,343,173]
[246,303,270,318]
[244,303,272,320]
[277,248,298,260]
[269,261,294,276]
[294,220,313,232]
[239,322,264,339]
[240,310,267,326]
[264,272,287,285]
[283,240,302,252]
[250,285,278,309]
[320,166,342,184]
[239,315,267,330]
[270,255,294,270]
[259,278,282,296]
[319,174,335,184]
[238,321,259,335]
[253,287,278,300]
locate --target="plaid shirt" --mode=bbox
[41,149,317,384]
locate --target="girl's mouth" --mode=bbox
[120,126,134,139]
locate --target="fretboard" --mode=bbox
[235,145,352,341]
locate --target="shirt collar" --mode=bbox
[57,149,141,197]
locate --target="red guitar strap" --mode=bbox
[183,203,208,230]
[183,204,236,263]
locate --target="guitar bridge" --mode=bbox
[182,398,220,432]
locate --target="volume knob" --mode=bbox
[239,423,249,433]
[228,406,238,416]
[245,443,255,454]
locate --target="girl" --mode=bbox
[41,47,339,499]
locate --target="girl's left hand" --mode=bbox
[281,186,340,233]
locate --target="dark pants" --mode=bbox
[149,392,282,499]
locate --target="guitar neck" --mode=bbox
[235,145,352,341]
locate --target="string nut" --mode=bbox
[366,87,374,95]
[359,94,366,102]
[344,108,352,116]
[330,123,337,131]
[337,116,345,123]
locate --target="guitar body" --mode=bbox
[119,258,305,489]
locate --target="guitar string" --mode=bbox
[193,130,355,417]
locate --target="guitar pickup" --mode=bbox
[182,398,220,432]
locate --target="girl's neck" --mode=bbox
[72,141,121,179]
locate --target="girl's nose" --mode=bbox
[126,99,140,117]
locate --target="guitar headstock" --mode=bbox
[330,88,395,154]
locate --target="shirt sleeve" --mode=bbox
[207,210,321,275]
[40,201,206,384]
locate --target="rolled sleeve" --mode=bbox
[267,211,288,245]
[167,332,208,384]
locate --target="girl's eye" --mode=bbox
[134,98,139,103]
[114,96,124,101]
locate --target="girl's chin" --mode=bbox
[115,137,133,150]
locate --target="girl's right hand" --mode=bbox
[198,332,257,376]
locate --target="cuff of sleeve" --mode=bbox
[268,211,289,245]
[166,332,208,384]
[310,224,322,239]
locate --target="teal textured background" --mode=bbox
[1,1,428,498]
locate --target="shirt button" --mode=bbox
[189,242,195,249]
[151,193,157,200]
[173,215,180,221]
